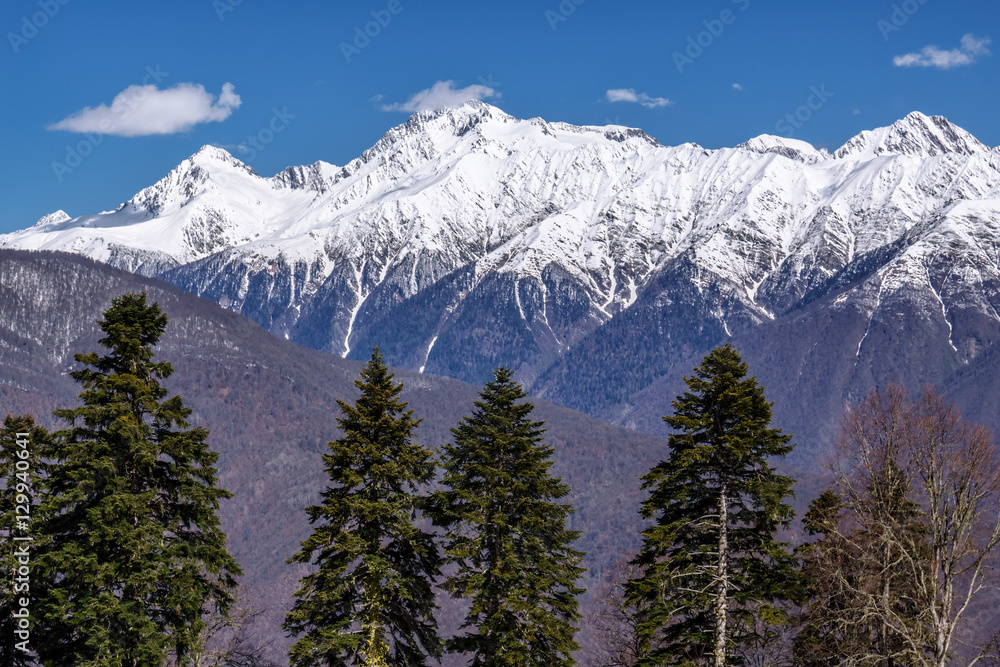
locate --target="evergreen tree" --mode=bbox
[793,481,928,667]
[792,489,861,667]
[430,367,585,667]
[628,344,799,667]
[35,292,242,666]
[0,415,49,667]
[284,349,441,666]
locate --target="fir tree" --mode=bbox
[431,367,585,667]
[0,415,49,667]
[792,489,860,667]
[284,349,441,666]
[628,344,799,667]
[35,292,242,666]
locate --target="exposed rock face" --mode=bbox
[5,105,1000,458]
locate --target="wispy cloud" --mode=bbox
[213,143,249,154]
[732,83,743,91]
[893,33,991,69]
[606,88,671,109]
[48,83,241,136]
[382,80,500,112]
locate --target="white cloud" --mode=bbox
[48,82,241,137]
[962,33,993,56]
[606,88,672,109]
[893,33,991,69]
[382,80,500,112]
[732,83,743,91]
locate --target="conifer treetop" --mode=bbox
[36,291,241,666]
[86,291,172,379]
[664,343,793,465]
[285,347,441,667]
[432,366,584,667]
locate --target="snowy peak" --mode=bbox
[363,100,515,157]
[407,100,517,138]
[271,161,339,193]
[835,111,987,159]
[33,210,71,227]
[736,134,828,163]
[184,145,260,176]
[124,145,260,216]
[598,126,661,146]
[360,100,660,170]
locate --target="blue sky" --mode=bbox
[1,0,997,234]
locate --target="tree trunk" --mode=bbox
[715,482,729,667]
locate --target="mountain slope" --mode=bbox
[4,105,1000,460]
[0,249,675,664]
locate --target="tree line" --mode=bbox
[1,293,999,666]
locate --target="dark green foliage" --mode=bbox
[793,477,930,666]
[792,489,856,667]
[0,415,49,667]
[629,344,799,666]
[36,292,241,666]
[431,367,585,667]
[284,349,441,666]
[0,250,674,656]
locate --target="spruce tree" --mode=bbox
[284,349,441,666]
[36,292,242,666]
[431,367,585,667]
[792,489,860,667]
[0,415,49,667]
[628,344,799,667]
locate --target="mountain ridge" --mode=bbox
[4,103,1000,463]
[11,106,988,270]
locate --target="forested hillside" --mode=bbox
[0,249,679,662]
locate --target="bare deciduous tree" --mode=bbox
[581,555,648,667]
[732,601,797,667]
[814,385,1000,667]
[166,586,279,667]
[908,388,1000,667]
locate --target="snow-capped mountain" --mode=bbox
[5,103,1000,453]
